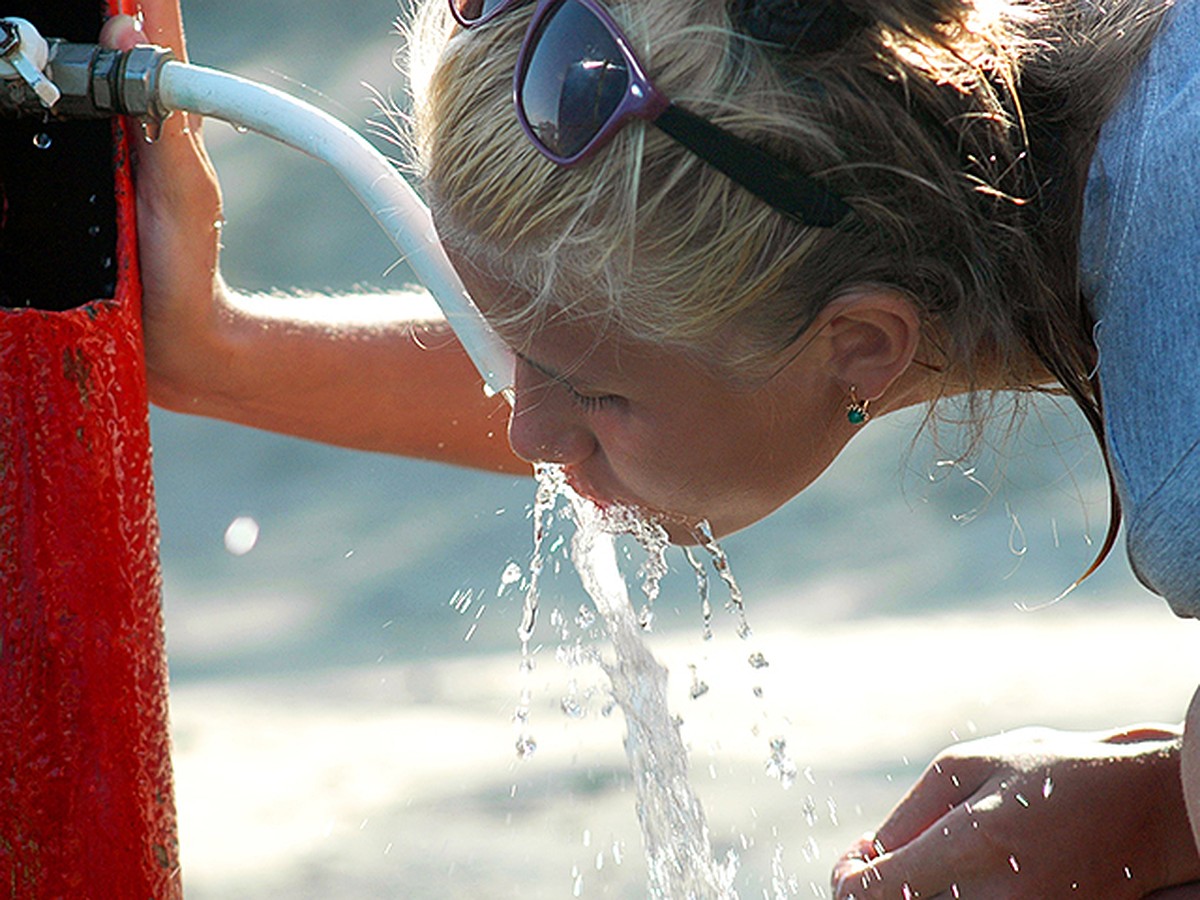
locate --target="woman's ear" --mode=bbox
[816,289,922,401]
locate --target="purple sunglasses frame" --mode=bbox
[449,0,852,227]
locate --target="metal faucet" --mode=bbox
[1,15,172,121]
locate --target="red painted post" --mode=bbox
[0,1,183,896]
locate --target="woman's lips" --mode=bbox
[564,467,706,544]
[563,466,616,508]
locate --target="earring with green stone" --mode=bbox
[846,386,870,426]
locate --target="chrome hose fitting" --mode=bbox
[48,42,175,121]
[1,15,173,122]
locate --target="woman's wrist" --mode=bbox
[1183,688,1200,856]
[143,272,243,415]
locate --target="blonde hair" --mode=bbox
[409,0,1162,363]
[403,0,1168,561]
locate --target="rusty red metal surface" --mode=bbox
[0,1,182,895]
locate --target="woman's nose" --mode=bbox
[507,379,596,466]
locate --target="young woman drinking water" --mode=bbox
[106,0,1200,894]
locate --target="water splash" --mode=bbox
[519,464,564,649]
[770,844,800,900]
[584,497,672,630]
[692,520,751,639]
[683,547,715,641]
[513,465,770,895]
[570,501,739,898]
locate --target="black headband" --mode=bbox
[728,0,866,53]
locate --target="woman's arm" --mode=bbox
[105,4,524,474]
[149,283,521,472]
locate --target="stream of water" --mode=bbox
[570,497,739,899]
[512,465,804,899]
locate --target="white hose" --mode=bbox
[156,60,513,397]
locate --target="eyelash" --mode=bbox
[568,388,620,413]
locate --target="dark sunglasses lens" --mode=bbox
[453,0,508,23]
[520,2,630,159]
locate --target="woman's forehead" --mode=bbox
[449,246,770,384]
[515,311,644,377]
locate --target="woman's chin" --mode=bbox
[561,469,751,546]
[562,468,613,509]
[658,519,707,546]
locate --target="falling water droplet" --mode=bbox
[560,695,585,719]
[32,132,52,150]
[223,516,260,556]
[87,225,101,237]
[515,735,537,759]
[499,561,522,591]
[766,737,797,789]
[802,795,818,826]
[748,652,770,669]
[683,546,714,640]
[518,465,564,647]
[140,119,162,144]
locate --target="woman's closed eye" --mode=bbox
[512,350,625,414]
[568,386,623,413]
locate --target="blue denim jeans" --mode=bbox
[1080,0,1200,617]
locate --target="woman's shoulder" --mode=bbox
[1080,0,1200,307]
[1078,0,1200,620]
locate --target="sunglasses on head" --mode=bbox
[449,0,852,228]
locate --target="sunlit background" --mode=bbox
[149,2,1199,896]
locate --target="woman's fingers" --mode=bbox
[99,1,226,401]
[833,794,996,899]
[100,0,220,223]
[868,748,993,860]
[98,14,141,52]
[1146,883,1200,899]
[834,726,1200,899]
[831,749,994,898]
[132,0,188,59]
[99,1,186,58]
